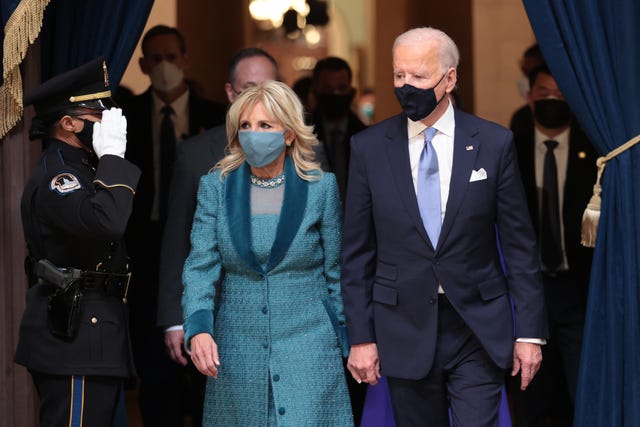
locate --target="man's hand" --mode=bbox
[347,342,381,385]
[512,342,542,390]
[164,329,188,366]
[190,333,220,378]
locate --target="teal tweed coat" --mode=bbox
[182,157,353,426]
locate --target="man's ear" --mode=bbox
[182,52,191,71]
[139,57,151,75]
[445,68,457,93]
[224,82,236,104]
[59,115,78,132]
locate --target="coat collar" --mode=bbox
[225,157,308,274]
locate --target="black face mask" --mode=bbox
[74,119,94,149]
[315,92,355,119]
[533,99,572,129]
[394,74,446,121]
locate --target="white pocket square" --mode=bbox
[469,168,487,182]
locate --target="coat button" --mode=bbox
[429,298,436,304]
[278,407,286,415]
[273,374,280,382]
[91,317,98,324]
[262,341,269,349]
[262,306,268,314]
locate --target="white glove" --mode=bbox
[92,107,127,158]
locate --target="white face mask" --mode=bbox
[150,61,184,92]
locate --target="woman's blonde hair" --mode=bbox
[216,80,322,181]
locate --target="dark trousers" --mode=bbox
[128,222,206,426]
[387,295,504,427]
[508,272,587,427]
[134,327,206,426]
[31,371,121,427]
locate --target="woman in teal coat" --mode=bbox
[182,80,353,426]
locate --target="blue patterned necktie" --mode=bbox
[417,127,441,248]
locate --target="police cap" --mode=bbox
[24,56,117,117]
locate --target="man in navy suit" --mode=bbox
[341,27,548,426]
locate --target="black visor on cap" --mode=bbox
[76,97,118,110]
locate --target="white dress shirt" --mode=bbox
[408,100,456,224]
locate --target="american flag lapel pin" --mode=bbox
[465,145,474,151]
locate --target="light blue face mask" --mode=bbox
[238,130,286,168]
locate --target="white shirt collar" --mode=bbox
[534,126,570,152]
[407,100,455,138]
[152,88,189,117]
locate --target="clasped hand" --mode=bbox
[347,342,381,385]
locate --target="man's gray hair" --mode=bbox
[394,27,460,72]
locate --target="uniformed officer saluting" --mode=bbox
[14,57,140,427]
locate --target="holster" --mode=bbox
[47,280,83,340]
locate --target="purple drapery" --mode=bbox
[360,378,512,426]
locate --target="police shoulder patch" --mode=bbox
[50,173,82,194]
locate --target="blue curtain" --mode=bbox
[39,0,153,87]
[523,1,640,426]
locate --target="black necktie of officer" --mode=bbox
[541,139,563,272]
[160,105,176,221]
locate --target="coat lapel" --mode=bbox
[265,157,308,271]
[384,114,432,248]
[226,157,308,274]
[226,163,264,274]
[438,111,480,251]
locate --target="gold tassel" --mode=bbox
[580,135,640,248]
[580,183,601,248]
[0,0,52,138]
[581,157,605,248]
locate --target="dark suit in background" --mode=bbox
[310,56,367,208]
[510,121,597,426]
[122,88,225,426]
[157,125,227,328]
[310,56,368,423]
[312,109,366,203]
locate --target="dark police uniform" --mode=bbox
[14,57,141,427]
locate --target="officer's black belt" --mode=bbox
[33,271,130,297]
[79,271,130,297]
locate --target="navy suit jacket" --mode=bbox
[156,125,228,327]
[341,108,548,380]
